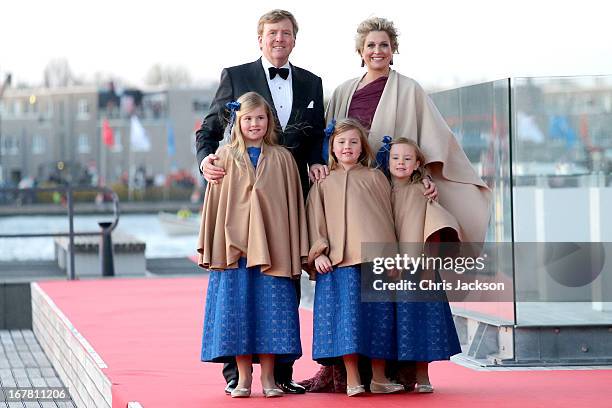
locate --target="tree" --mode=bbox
[145,64,192,87]
[43,58,76,88]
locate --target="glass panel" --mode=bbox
[431,79,515,326]
[512,76,612,326]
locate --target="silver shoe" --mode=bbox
[415,384,434,393]
[370,380,405,394]
[230,387,251,398]
[347,384,366,397]
[262,387,284,398]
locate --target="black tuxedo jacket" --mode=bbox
[195,58,325,193]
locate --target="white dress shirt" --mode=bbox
[261,57,293,130]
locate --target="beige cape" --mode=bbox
[326,70,491,244]
[197,144,308,278]
[306,165,397,279]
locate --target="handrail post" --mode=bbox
[0,185,122,280]
[98,222,115,277]
[67,186,76,280]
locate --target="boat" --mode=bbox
[158,211,199,236]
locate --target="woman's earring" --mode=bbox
[361,59,365,67]
[390,58,394,66]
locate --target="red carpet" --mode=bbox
[39,278,612,408]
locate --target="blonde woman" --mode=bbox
[302,16,490,393]
[326,16,490,246]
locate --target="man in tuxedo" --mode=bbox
[196,9,327,194]
[195,9,326,395]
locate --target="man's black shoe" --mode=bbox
[224,379,238,395]
[276,380,306,394]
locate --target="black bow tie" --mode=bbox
[268,67,289,80]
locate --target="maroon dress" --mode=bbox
[347,75,388,130]
[299,76,417,393]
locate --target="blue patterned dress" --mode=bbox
[200,147,302,364]
[395,300,461,362]
[313,265,396,365]
[394,268,461,361]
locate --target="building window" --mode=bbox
[46,100,54,118]
[143,93,167,119]
[32,134,46,155]
[604,95,612,112]
[25,95,38,115]
[13,100,22,117]
[1,135,19,155]
[58,101,64,125]
[77,99,90,119]
[77,133,90,154]
[112,130,123,152]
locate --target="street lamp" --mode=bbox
[0,73,13,185]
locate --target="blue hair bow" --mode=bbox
[321,119,336,162]
[225,101,241,133]
[376,135,393,176]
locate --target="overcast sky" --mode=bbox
[2,0,611,93]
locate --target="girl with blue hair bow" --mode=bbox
[198,91,308,398]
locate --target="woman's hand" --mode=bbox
[386,267,401,281]
[422,177,438,200]
[314,254,333,274]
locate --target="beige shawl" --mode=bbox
[197,144,308,278]
[306,165,397,279]
[326,70,491,244]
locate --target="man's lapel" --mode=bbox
[249,58,282,133]
[288,63,308,127]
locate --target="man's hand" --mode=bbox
[200,154,225,184]
[309,164,329,182]
[314,254,333,274]
[422,177,438,200]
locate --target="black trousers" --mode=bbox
[222,277,301,384]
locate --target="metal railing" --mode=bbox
[0,186,120,280]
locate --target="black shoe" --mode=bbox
[276,380,306,394]
[224,379,238,395]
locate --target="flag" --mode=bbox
[102,119,114,147]
[130,115,151,152]
[167,120,176,156]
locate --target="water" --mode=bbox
[0,214,198,261]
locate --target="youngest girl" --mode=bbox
[386,137,462,393]
[198,92,308,398]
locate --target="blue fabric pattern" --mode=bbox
[246,147,261,168]
[201,258,302,363]
[312,265,396,365]
[395,300,461,362]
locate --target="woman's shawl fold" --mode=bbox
[392,181,462,248]
[326,70,491,244]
